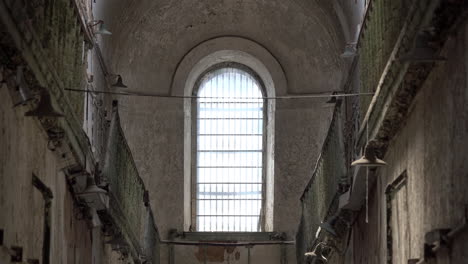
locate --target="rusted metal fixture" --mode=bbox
[351,140,387,167]
[88,20,112,35]
[77,175,109,210]
[410,206,468,263]
[25,89,64,117]
[6,66,35,106]
[340,43,358,58]
[305,241,342,263]
[111,74,128,88]
[424,214,467,258]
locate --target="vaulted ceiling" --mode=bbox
[90,0,364,240]
[96,0,360,95]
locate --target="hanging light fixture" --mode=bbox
[351,140,387,167]
[319,216,338,237]
[25,89,64,117]
[304,242,330,262]
[111,75,128,88]
[323,92,344,108]
[6,66,34,106]
[88,20,112,35]
[325,92,338,104]
[340,43,357,58]
[77,174,109,210]
[398,32,445,62]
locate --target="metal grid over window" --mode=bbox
[195,67,264,232]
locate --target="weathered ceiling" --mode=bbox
[98,0,353,95]
[91,0,361,243]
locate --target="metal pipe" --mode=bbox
[160,240,295,246]
[32,175,53,264]
[447,216,467,240]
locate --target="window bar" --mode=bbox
[253,83,256,231]
[226,72,229,231]
[214,74,218,232]
[199,103,202,232]
[235,70,241,230]
[244,71,248,230]
[235,69,239,230]
[207,96,211,232]
[197,96,201,231]
[235,69,239,231]
[222,72,229,231]
[196,68,263,231]
[229,69,232,231]
[257,94,261,231]
[238,69,241,231]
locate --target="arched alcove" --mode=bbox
[172,37,286,231]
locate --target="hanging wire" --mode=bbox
[365,123,369,224]
[64,88,374,100]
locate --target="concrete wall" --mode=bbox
[0,75,139,264]
[348,20,468,264]
[0,0,154,262]
[0,86,94,263]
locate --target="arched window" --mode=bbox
[193,65,265,232]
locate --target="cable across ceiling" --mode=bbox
[65,88,374,100]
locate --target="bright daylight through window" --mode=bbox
[195,66,265,232]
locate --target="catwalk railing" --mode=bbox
[101,103,160,263]
[0,0,95,166]
[15,0,90,119]
[358,0,412,120]
[296,105,347,264]
[356,0,457,150]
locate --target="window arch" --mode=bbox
[193,64,266,232]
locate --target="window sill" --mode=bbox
[177,232,285,241]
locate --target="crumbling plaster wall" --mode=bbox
[0,75,137,264]
[0,86,93,263]
[348,20,468,264]
[101,0,346,234]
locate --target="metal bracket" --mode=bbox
[10,246,23,262]
[143,190,150,207]
[422,211,467,259]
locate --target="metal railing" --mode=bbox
[101,102,160,262]
[358,0,412,120]
[17,0,89,119]
[356,0,444,148]
[296,104,347,263]
[0,0,95,166]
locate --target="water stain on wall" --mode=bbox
[194,245,240,263]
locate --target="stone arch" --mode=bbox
[172,36,286,231]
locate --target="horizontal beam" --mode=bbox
[160,240,295,246]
